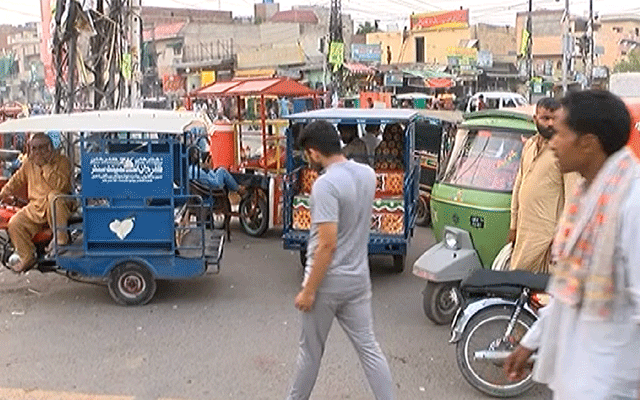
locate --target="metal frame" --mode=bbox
[282,109,423,257]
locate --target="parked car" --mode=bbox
[466,92,528,113]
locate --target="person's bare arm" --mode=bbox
[295,222,337,312]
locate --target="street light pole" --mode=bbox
[527,0,533,103]
[587,0,594,87]
[561,0,570,94]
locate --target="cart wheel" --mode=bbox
[107,261,156,306]
[415,196,431,227]
[239,193,269,237]
[391,255,405,273]
[423,280,461,325]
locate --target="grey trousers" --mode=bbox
[286,286,395,400]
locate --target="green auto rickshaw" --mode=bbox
[412,109,537,324]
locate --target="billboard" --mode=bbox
[410,9,469,31]
[351,44,382,63]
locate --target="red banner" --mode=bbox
[410,9,469,31]
[162,74,186,93]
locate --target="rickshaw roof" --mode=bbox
[416,110,463,123]
[286,108,420,124]
[461,109,536,132]
[0,109,205,134]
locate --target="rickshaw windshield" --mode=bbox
[440,128,528,192]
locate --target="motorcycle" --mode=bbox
[450,269,549,398]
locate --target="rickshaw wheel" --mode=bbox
[392,255,405,273]
[415,196,431,227]
[108,261,157,306]
[239,193,268,237]
[423,280,461,325]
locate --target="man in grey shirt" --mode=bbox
[505,90,640,399]
[286,120,394,400]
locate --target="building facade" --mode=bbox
[598,15,640,69]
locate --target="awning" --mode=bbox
[403,69,454,79]
[235,68,276,78]
[191,80,241,97]
[426,78,453,88]
[344,63,375,75]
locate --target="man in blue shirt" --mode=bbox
[188,148,243,193]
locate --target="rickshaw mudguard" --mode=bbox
[412,242,482,282]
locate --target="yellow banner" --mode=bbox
[519,28,530,57]
[447,47,477,57]
[201,70,216,86]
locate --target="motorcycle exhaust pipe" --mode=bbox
[473,350,537,364]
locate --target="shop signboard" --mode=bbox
[384,72,404,87]
[447,47,477,67]
[410,9,469,31]
[351,44,382,63]
[477,50,493,68]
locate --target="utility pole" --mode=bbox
[586,0,594,87]
[561,0,570,94]
[526,0,533,103]
[129,0,143,108]
[329,0,343,101]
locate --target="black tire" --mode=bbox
[455,306,535,398]
[239,193,269,237]
[423,280,461,325]
[415,196,431,227]
[107,261,156,306]
[391,255,405,273]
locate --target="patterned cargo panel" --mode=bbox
[298,168,403,197]
[292,195,404,235]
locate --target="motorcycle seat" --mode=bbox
[461,269,550,297]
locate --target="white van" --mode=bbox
[466,92,528,113]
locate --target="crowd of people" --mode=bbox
[1,88,639,399]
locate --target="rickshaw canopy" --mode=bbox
[192,77,318,98]
[461,109,535,131]
[0,109,205,134]
[286,108,420,124]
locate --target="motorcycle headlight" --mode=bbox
[444,231,459,250]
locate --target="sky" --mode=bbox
[2,0,639,29]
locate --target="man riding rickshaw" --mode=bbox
[0,133,72,273]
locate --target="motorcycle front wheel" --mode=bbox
[455,306,535,398]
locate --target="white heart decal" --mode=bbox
[109,217,135,240]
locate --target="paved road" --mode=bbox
[0,225,551,400]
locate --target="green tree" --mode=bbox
[614,47,640,72]
[357,21,379,35]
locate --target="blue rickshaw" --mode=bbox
[0,109,225,305]
[282,108,431,272]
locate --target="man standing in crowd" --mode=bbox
[505,90,640,399]
[509,97,578,273]
[337,123,368,164]
[287,120,394,400]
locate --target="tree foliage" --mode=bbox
[614,48,640,73]
[357,21,379,35]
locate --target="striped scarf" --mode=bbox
[548,146,639,320]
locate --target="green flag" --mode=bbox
[329,41,344,72]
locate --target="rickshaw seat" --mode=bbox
[461,269,550,298]
[188,179,231,240]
